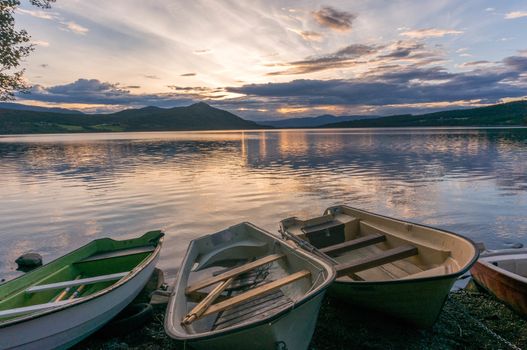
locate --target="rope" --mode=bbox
[448,295,523,350]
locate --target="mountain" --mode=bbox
[0,102,83,115]
[0,102,263,134]
[259,114,380,128]
[320,101,527,128]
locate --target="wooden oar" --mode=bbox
[182,277,234,325]
[68,284,86,300]
[51,275,81,302]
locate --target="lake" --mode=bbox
[1,128,526,282]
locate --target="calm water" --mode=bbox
[1,128,527,282]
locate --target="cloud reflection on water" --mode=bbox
[0,128,526,281]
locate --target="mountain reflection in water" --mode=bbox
[1,128,526,281]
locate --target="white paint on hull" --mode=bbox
[0,254,158,350]
[188,291,326,350]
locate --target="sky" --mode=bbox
[12,0,527,120]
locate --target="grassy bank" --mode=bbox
[75,277,526,350]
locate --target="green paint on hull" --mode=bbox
[0,231,163,323]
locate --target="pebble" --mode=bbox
[15,252,43,270]
[504,242,524,249]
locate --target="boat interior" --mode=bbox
[169,222,333,336]
[0,231,162,322]
[481,252,527,279]
[280,205,477,283]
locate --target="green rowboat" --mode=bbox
[0,230,164,350]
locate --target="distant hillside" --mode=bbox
[0,103,83,115]
[321,101,527,128]
[259,114,380,128]
[0,102,263,134]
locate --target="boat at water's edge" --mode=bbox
[0,230,164,350]
[280,205,478,327]
[471,248,527,317]
[165,222,335,350]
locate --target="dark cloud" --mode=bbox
[313,6,356,31]
[144,74,160,80]
[26,79,194,108]
[268,44,380,75]
[40,64,49,68]
[381,41,425,58]
[230,54,527,109]
[180,73,196,77]
[503,56,527,71]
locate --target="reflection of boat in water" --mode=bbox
[165,222,335,350]
[471,248,527,317]
[280,205,478,327]
[0,231,164,350]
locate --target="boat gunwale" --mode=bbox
[475,254,527,284]
[164,221,335,342]
[286,205,479,285]
[0,231,164,329]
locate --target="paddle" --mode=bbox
[51,275,81,302]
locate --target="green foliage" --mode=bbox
[0,102,262,134]
[0,0,54,101]
[322,101,527,128]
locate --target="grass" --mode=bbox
[55,124,86,131]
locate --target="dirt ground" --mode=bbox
[75,278,526,350]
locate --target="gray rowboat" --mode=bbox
[164,222,335,350]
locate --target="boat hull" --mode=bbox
[471,250,527,317]
[330,275,455,327]
[165,223,335,350]
[185,291,326,350]
[0,246,159,350]
[280,205,478,328]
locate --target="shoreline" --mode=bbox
[74,273,527,350]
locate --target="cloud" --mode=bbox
[228,53,527,112]
[62,21,89,35]
[505,11,527,19]
[193,49,211,54]
[24,79,194,108]
[287,28,323,41]
[17,8,58,20]
[144,75,160,80]
[400,28,463,38]
[166,85,226,99]
[299,30,323,41]
[32,40,50,47]
[460,60,491,67]
[380,41,425,58]
[17,7,88,35]
[180,73,196,77]
[502,55,527,71]
[267,43,381,75]
[312,6,356,31]
[40,63,49,68]
[267,40,442,76]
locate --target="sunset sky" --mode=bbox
[12,0,527,120]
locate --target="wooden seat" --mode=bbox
[26,272,129,293]
[186,254,284,294]
[200,270,310,318]
[336,245,418,278]
[320,233,386,256]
